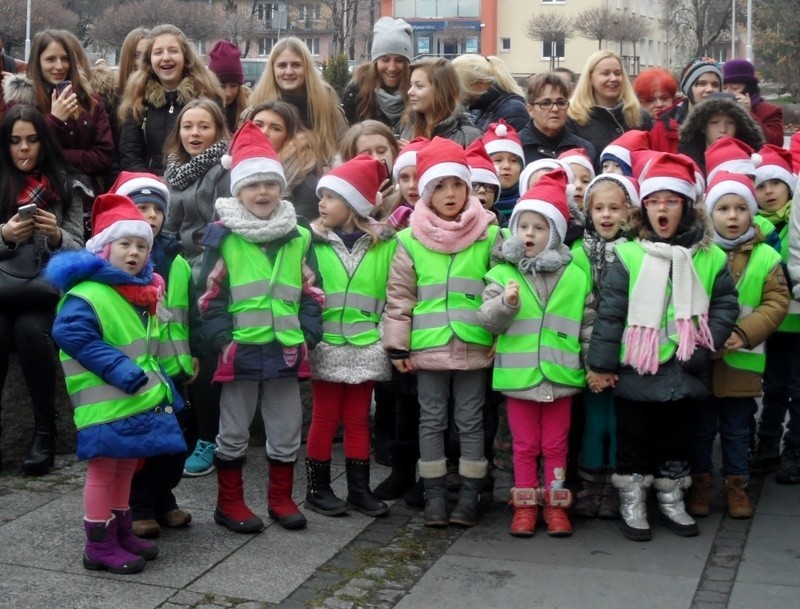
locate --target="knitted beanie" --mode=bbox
[110,171,170,216]
[755,144,797,195]
[371,17,413,62]
[208,40,244,85]
[680,58,723,101]
[705,170,758,217]
[316,153,387,218]
[416,137,472,200]
[86,193,154,254]
[222,121,286,195]
[722,59,758,86]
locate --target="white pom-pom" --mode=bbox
[751,152,762,167]
[220,154,232,169]
[565,183,576,197]
[495,124,508,137]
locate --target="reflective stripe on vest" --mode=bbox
[722,243,782,373]
[395,226,499,350]
[486,263,589,390]
[314,239,395,346]
[616,242,726,364]
[755,215,800,332]
[220,228,309,346]
[159,255,194,377]
[58,281,171,431]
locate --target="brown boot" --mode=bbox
[723,475,753,519]
[685,473,711,517]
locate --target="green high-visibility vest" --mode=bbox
[754,214,800,332]
[159,254,194,377]
[395,225,499,350]
[220,228,309,346]
[570,238,592,280]
[58,281,172,431]
[722,243,782,373]
[486,262,589,391]
[616,241,726,364]
[314,238,395,346]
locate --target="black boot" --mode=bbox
[374,443,417,500]
[422,476,448,526]
[777,434,800,484]
[749,429,782,474]
[403,477,425,508]
[346,459,389,516]
[304,458,349,516]
[22,430,56,476]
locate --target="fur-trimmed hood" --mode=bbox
[90,65,116,102]
[632,204,715,247]
[679,95,765,150]
[145,76,198,109]
[2,73,36,107]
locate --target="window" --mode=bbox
[542,36,565,59]
[299,3,318,21]
[541,0,566,3]
[501,37,511,52]
[259,37,278,55]
[256,3,276,22]
[303,38,320,55]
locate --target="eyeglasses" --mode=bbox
[642,197,684,209]
[529,98,570,110]
[472,183,499,193]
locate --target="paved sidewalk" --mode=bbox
[0,445,798,609]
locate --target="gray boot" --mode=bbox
[573,467,604,518]
[449,459,488,528]
[612,473,653,541]
[491,467,513,504]
[654,477,699,537]
[420,459,448,527]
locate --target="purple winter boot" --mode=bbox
[112,509,159,560]
[83,518,146,574]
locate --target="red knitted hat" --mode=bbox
[639,152,698,202]
[208,40,244,85]
[705,135,759,182]
[482,120,524,161]
[705,170,758,216]
[316,153,388,218]
[755,144,797,195]
[510,168,570,241]
[416,137,472,200]
[392,136,429,179]
[86,193,153,254]
[222,121,286,195]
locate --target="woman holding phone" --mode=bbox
[0,104,84,475]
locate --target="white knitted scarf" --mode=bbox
[215,197,297,243]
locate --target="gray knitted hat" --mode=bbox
[371,17,413,62]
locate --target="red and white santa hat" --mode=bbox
[110,171,170,215]
[639,152,699,203]
[465,139,500,189]
[509,169,571,244]
[392,136,429,180]
[316,153,388,218]
[705,170,758,217]
[221,121,286,196]
[558,147,595,179]
[519,158,574,198]
[416,137,472,200]
[705,135,759,183]
[584,174,641,210]
[481,120,524,162]
[86,193,153,255]
[600,130,651,174]
[755,144,797,195]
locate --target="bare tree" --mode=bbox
[219,1,266,57]
[574,7,620,50]
[661,0,732,58]
[527,12,575,70]
[320,0,369,56]
[0,0,79,52]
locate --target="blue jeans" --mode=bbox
[762,332,800,439]
[692,396,753,477]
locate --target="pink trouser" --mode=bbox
[83,457,139,521]
[506,396,572,488]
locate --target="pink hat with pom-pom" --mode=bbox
[221,121,286,196]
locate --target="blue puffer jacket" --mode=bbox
[46,249,186,461]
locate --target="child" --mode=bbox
[384,136,501,528]
[208,39,250,133]
[587,152,739,541]
[572,173,640,519]
[687,171,788,518]
[518,159,572,197]
[482,120,524,223]
[386,137,429,231]
[599,130,651,176]
[46,193,187,574]
[558,148,595,211]
[305,154,394,517]
[466,139,501,215]
[478,169,594,537]
[751,144,800,483]
[196,121,323,533]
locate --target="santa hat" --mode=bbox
[392,136,429,180]
[584,174,641,210]
[519,158,574,197]
[705,170,758,217]
[558,148,595,179]
[222,121,286,196]
[600,130,651,176]
[481,120,524,162]
[705,135,759,183]
[639,152,698,203]
[465,139,500,196]
[509,169,570,245]
[86,193,153,255]
[110,171,169,216]
[755,144,797,195]
[316,153,388,218]
[416,137,472,200]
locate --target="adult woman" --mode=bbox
[566,50,652,169]
[452,54,528,133]
[0,105,84,475]
[247,101,320,219]
[118,24,223,175]
[249,37,346,167]
[518,72,596,165]
[723,59,784,147]
[633,67,679,118]
[399,56,482,147]
[208,40,249,133]
[342,17,413,132]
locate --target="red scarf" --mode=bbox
[17,173,58,209]
[113,273,165,316]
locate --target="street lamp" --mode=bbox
[25,0,32,61]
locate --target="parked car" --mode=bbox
[241,58,269,88]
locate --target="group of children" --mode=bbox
[43,111,799,573]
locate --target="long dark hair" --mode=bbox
[0,105,70,219]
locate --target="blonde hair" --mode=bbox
[163,98,230,164]
[116,28,149,95]
[316,198,382,245]
[249,37,343,164]
[339,120,400,163]
[568,50,643,128]
[402,57,461,139]
[451,54,524,102]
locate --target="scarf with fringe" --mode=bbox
[215,197,297,243]
[409,195,495,254]
[622,240,714,375]
[164,140,228,191]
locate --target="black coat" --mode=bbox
[566,106,652,172]
[466,86,528,133]
[518,120,597,166]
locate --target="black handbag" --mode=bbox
[0,242,60,306]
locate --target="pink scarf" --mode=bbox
[409,195,495,254]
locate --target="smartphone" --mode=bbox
[18,203,37,220]
[54,80,72,95]
[381,159,394,187]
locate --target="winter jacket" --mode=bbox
[308,223,393,384]
[341,80,404,133]
[165,163,231,267]
[566,106,652,172]
[586,208,740,402]
[678,95,765,177]
[46,250,186,460]
[466,86,528,133]
[784,190,800,298]
[399,108,483,148]
[288,171,320,221]
[478,246,595,402]
[195,217,323,382]
[519,120,597,166]
[750,97,784,146]
[712,231,789,398]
